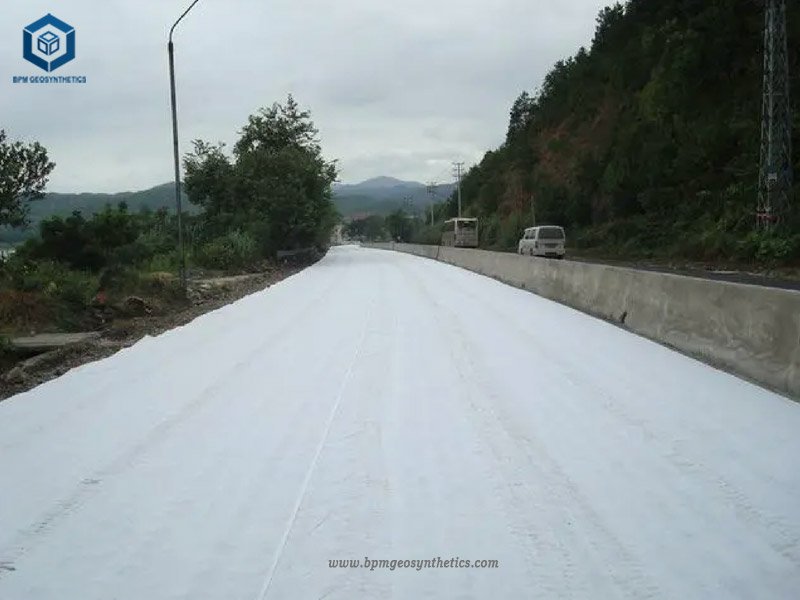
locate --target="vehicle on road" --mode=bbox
[441,218,479,248]
[518,226,566,258]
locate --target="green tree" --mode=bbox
[344,215,386,241]
[446,0,800,263]
[385,209,414,242]
[185,96,338,256]
[0,130,55,227]
[183,141,235,216]
[506,92,535,143]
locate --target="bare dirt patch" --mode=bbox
[0,256,319,400]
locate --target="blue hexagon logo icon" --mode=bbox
[23,14,75,72]
[38,31,60,56]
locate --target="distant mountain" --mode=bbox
[32,183,193,220]
[333,177,455,217]
[334,176,422,193]
[0,183,194,245]
[0,177,453,245]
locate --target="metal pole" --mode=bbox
[457,175,462,218]
[453,162,464,218]
[168,42,186,290]
[168,0,202,291]
[457,165,462,218]
[426,182,437,225]
[757,0,792,230]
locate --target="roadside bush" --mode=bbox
[572,224,610,250]
[479,213,501,249]
[0,258,98,332]
[227,230,259,262]
[754,234,800,262]
[108,240,154,267]
[734,231,798,263]
[98,265,143,293]
[196,230,259,271]
[0,333,18,372]
[144,251,179,273]
[20,212,105,271]
[97,266,185,310]
[138,271,183,300]
[196,239,232,270]
[411,224,442,245]
[4,258,96,296]
[20,205,176,273]
[246,218,275,257]
[33,263,98,320]
[0,290,50,333]
[102,227,178,269]
[497,212,527,251]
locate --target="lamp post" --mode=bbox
[168,0,201,290]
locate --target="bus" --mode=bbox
[441,218,479,248]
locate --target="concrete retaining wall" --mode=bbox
[366,242,800,398]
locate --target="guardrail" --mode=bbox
[366,243,800,399]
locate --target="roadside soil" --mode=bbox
[564,250,800,290]
[0,255,320,400]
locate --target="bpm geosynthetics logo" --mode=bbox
[24,14,74,71]
[13,14,86,84]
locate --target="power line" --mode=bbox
[433,165,453,185]
[757,0,793,230]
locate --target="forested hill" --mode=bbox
[0,177,453,245]
[450,0,800,262]
[334,177,455,217]
[0,184,194,245]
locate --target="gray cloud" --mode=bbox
[0,0,608,192]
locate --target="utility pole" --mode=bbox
[452,162,465,218]
[426,181,437,225]
[757,0,793,230]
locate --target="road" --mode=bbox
[1,245,799,599]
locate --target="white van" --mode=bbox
[518,226,566,258]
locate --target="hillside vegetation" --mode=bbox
[0,184,194,245]
[0,97,336,339]
[0,177,448,247]
[446,0,800,263]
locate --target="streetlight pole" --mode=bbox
[168,0,201,291]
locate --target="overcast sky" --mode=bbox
[0,0,608,193]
